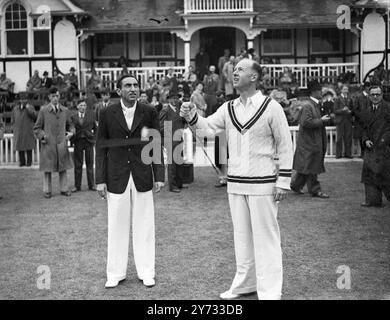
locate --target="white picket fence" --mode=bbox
[0,127,361,167]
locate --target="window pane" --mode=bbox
[96,33,124,57]
[7,30,28,55]
[144,32,172,57]
[263,29,292,54]
[311,28,340,53]
[34,30,50,54]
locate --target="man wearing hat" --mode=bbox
[0,116,4,200]
[41,71,53,89]
[159,90,187,193]
[291,80,331,198]
[11,92,37,167]
[0,72,14,93]
[64,67,78,91]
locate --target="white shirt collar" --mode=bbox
[121,99,137,113]
[235,90,264,108]
[310,96,319,104]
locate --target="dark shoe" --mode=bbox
[361,202,383,208]
[44,192,52,199]
[335,156,342,159]
[345,156,353,159]
[89,186,97,191]
[291,188,304,195]
[169,188,181,193]
[312,191,329,199]
[19,163,25,167]
[180,184,189,189]
[26,163,32,167]
[60,191,72,197]
[71,187,81,193]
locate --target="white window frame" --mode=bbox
[261,29,294,56]
[31,16,52,57]
[142,32,174,58]
[310,28,342,55]
[0,2,52,58]
[94,32,126,58]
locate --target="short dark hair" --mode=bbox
[363,81,371,89]
[100,87,110,95]
[49,87,59,95]
[116,74,139,89]
[140,90,147,96]
[369,85,382,93]
[77,98,86,105]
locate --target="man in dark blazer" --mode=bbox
[291,80,331,198]
[95,87,112,123]
[360,85,390,207]
[333,84,354,158]
[41,71,53,89]
[70,99,97,192]
[95,75,164,289]
[159,91,187,192]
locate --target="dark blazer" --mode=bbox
[352,92,369,138]
[41,77,53,89]
[159,103,186,145]
[95,102,164,193]
[360,101,390,186]
[70,110,97,145]
[333,95,353,124]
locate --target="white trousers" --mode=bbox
[106,173,155,281]
[228,194,283,300]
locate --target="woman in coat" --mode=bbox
[12,93,37,166]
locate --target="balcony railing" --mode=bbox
[81,67,186,92]
[184,0,253,14]
[0,128,362,167]
[262,62,359,89]
[81,63,359,93]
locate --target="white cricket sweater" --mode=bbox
[188,91,293,195]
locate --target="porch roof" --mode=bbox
[26,0,86,16]
[252,0,350,28]
[73,0,353,32]
[73,0,184,32]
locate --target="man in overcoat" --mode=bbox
[70,99,97,192]
[12,92,37,167]
[360,85,390,207]
[0,117,4,200]
[33,87,75,198]
[333,84,354,158]
[291,80,331,198]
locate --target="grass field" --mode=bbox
[0,161,389,300]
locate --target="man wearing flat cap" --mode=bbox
[291,80,331,198]
[41,71,53,89]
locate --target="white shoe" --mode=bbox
[142,278,155,287]
[105,278,125,288]
[220,290,240,300]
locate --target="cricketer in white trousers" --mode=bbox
[183,90,293,300]
[228,194,282,299]
[106,173,155,282]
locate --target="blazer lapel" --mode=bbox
[130,103,144,135]
[112,104,131,133]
